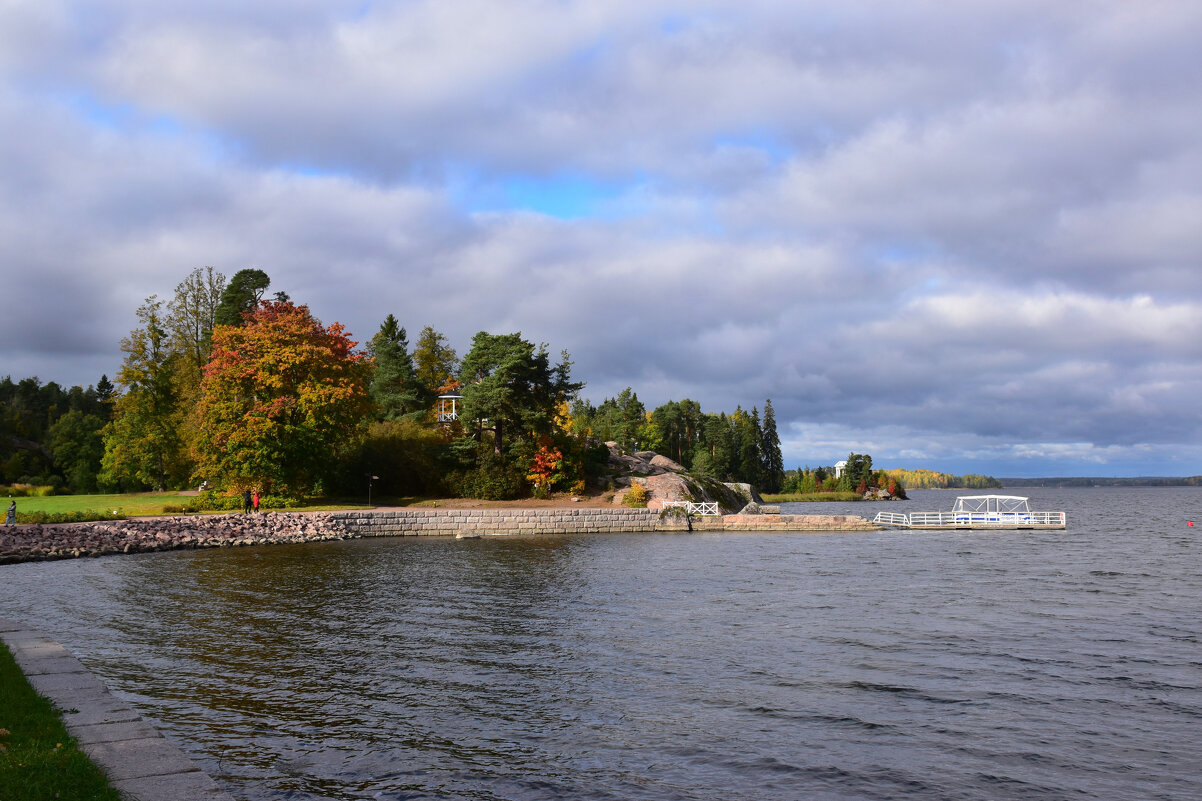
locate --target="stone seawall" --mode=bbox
[328,508,879,536]
[0,508,880,563]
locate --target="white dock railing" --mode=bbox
[874,510,1066,528]
[661,501,720,516]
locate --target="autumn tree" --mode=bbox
[193,300,373,495]
[413,325,459,397]
[100,297,191,490]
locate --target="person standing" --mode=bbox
[252,490,260,513]
[243,488,252,514]
[5,499,14,527]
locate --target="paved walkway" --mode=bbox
[0,618,235,801]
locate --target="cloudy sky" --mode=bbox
[2,1,1200,477]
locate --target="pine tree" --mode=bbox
[213,268,270,327]
[760,399,784,493]
[368,314,425,420]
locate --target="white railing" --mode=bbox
[874,510,1066,528]
[661,501,720,516]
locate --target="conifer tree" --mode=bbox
[368,314,425,420]
[213,268,270,327]
[760,398,785,493]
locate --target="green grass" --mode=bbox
[3,492,185,518]
[0,642,123,801]
[762,492,864,503]
[3,491,379,523]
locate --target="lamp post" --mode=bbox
[367,474,379,507]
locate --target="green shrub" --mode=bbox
[0,484,57,498]
[185,491,302,512]
[457,453,527,500]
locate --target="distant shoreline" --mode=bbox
[998,476,1202,488]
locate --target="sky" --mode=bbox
[1,1,1200,478]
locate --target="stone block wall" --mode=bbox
[327,508,878,537]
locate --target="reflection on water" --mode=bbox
[2,489,1201,800]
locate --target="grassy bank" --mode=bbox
[3,492,186,519]
[4,492,374,523]
[762,492,864,503]
[0,641,122,801]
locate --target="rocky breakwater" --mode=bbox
[0,512,351,564]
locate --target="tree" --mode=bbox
[213,268,270,327]
[100,297,190,490]
[840,452,873,492]
[733,406,764,488]
[413,326,459,396]
[692,412,733,480]
[48,409,105,492]
[168,266,226,386]
[193,300,372,495]
[760,399,785,493]
[591,388,646,451]
[368,314,426,420]
[457,332,552,457]
[95,374,116,419]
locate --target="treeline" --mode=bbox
[885,468,1002,489]
[567,391,786,491]
[1,266,787,500]
[0,375,115,492]
[999,476,1202,488]
[778,454,906,496]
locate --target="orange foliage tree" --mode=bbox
[526,441,565,498]
[193,300,373,495]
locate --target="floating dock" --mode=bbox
[874,494,1066,530]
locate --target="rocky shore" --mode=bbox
[0,512,350,564]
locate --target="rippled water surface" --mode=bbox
[2,488,1201,800]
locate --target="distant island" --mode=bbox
[998,476,1202,488]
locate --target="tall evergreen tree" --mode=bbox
[458,332,552,457]
[760,399,785,493]
[368,314,425,420]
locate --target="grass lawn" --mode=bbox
[3,492,192,518]
[3,491,376,522]
[0,641,123,801]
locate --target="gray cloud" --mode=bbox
[1,0,1200,476]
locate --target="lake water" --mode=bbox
[1,488,1200,800]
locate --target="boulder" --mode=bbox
[648,454,686,472]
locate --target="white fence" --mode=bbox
[661,501,721,516]
[874,510,1066,528]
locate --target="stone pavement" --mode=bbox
[0,618,235,801]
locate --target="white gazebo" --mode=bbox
[436,391,462,423]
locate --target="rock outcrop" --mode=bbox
[604,443,760,513]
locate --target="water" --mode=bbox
[1,488,1200,800]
